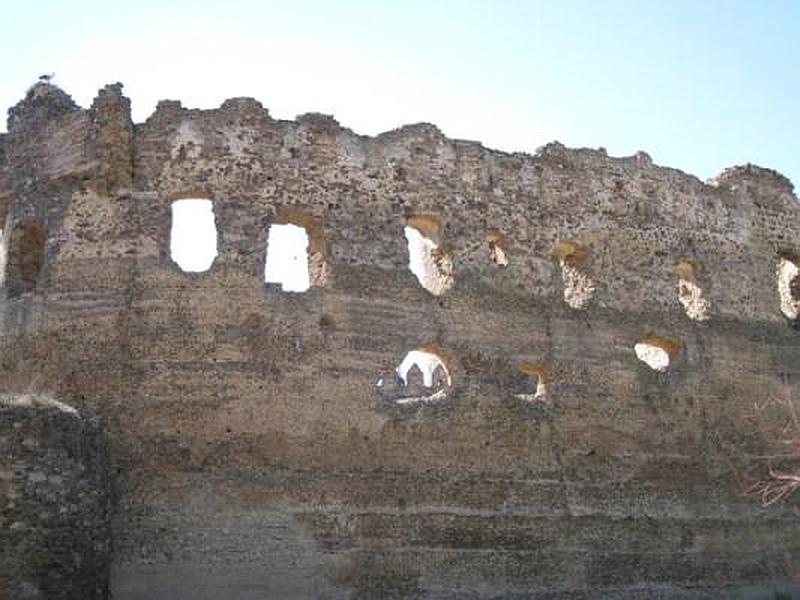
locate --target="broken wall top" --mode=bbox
[1,81,798,325]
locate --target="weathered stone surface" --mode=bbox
[0,395,111,599]
[0,81,799,598]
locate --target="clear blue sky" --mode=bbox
[2,0,798,188]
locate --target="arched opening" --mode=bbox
[3,218,45,297]
[777,255,800,322]
[553,240,595,309]
[634,335,680,372]
[264,211,327,292]
[674,259,710,321]
[376,345,452,405]
[404,214,453,296]
[514,361,550,401]
[486,229,509,266]
[169,198,218,272]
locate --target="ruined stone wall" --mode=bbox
[0,82,799,598]
[0,395,111,599]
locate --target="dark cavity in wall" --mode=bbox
[3,218,46,298]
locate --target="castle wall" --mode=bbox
[0,396,111,599]
[0,82,798,598]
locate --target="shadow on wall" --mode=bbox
[3,218,45,298]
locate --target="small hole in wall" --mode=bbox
[405,214,453,296]
[634,335,680,372]
[264,211,328,293]
[376,345,452,405]
[777,255,800,322]
[674,259,710,321]
[486,229,509,266]
[3,218,45,297]
[397,348,452,388]
[553,240,595,309]
[170,199,218,272]
[514,361,550,401]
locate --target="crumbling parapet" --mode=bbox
[0,395,111,600]
[88,83,134,194]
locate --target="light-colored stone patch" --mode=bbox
[223,126,258,161]
[170,120,204,161]
[561,260,595,309]
[678,278,711,321]
[335,132,366,168]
